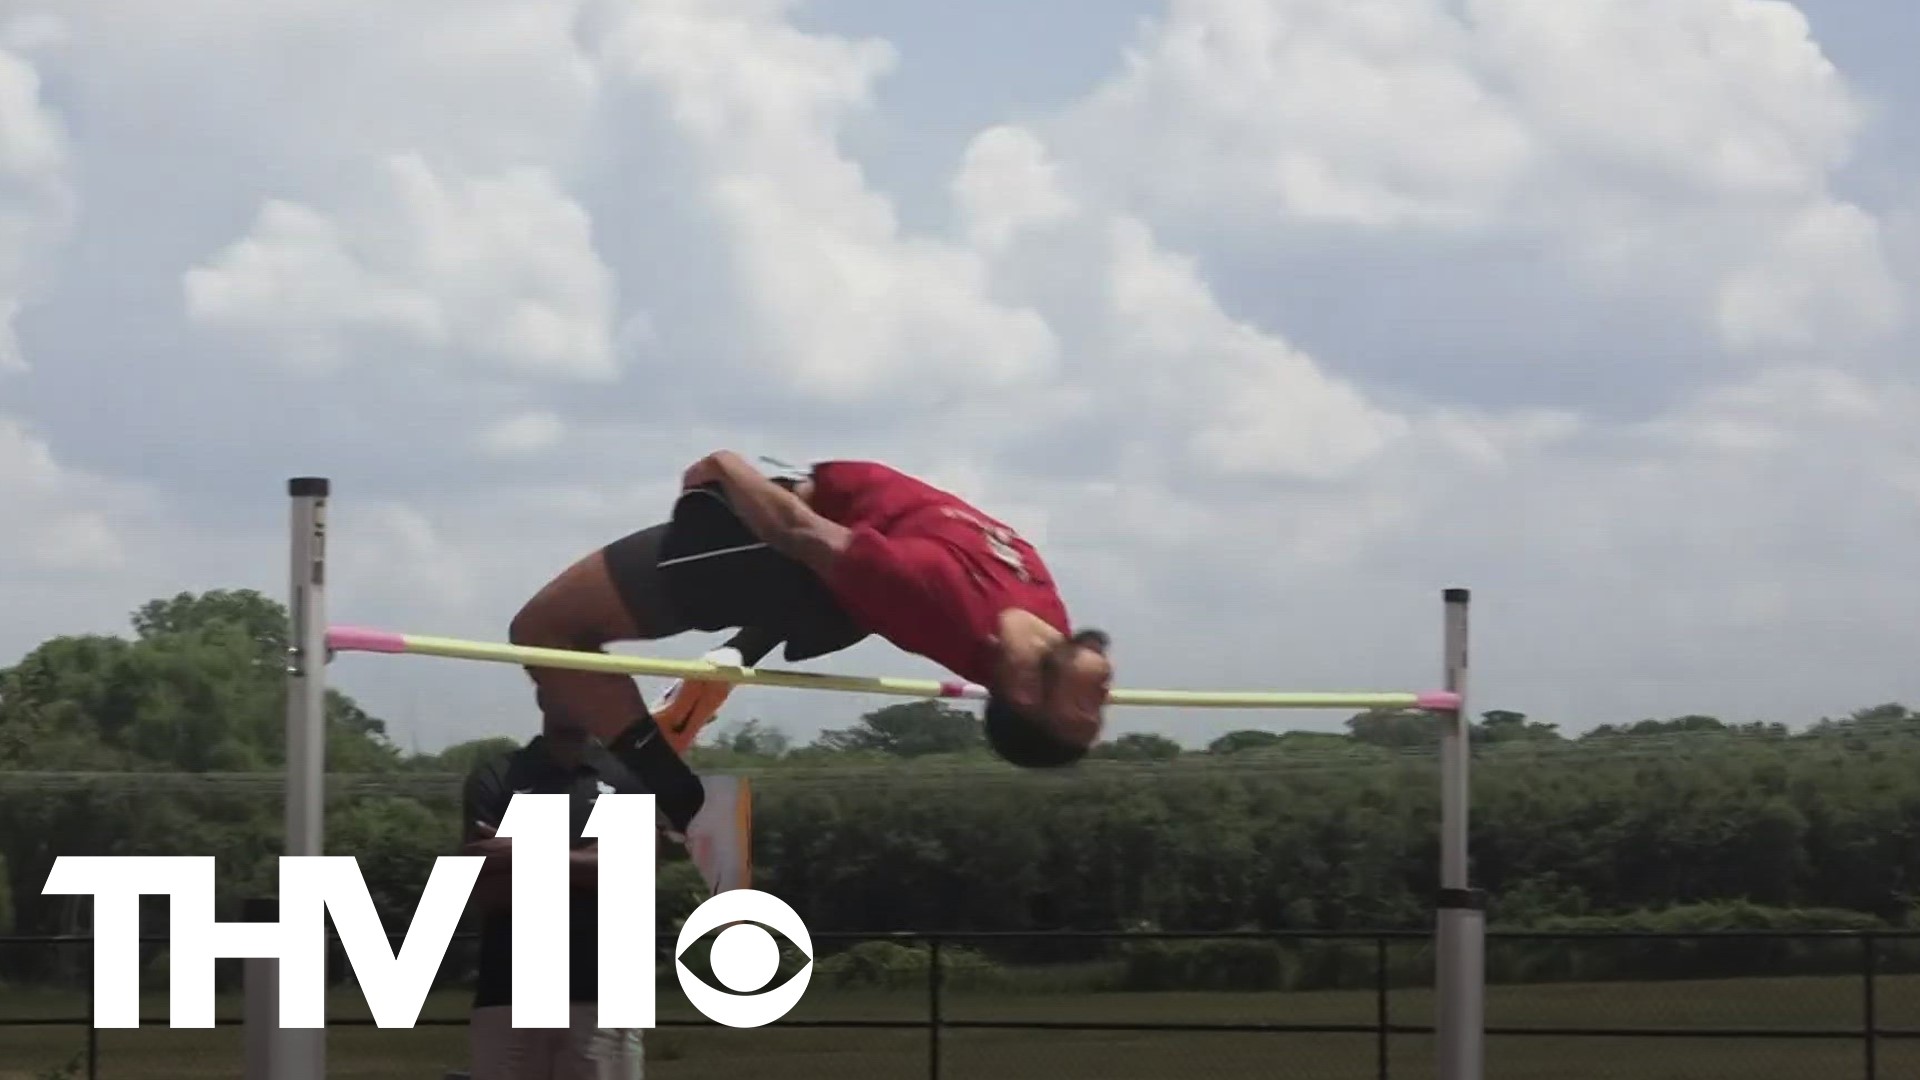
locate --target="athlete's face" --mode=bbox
[1037,632,1112,747]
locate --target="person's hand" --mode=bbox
[464,822,513,865]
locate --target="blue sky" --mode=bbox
[2,0,1918,754]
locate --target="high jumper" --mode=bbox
[506,451,1116,834]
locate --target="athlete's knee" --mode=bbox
[510,594,609,653]
[508,597,552,647]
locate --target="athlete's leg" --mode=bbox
[511,525,710,834]
[508,524,682,746]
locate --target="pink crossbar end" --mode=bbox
[1416,690,1463,712]
[326,626,408,654]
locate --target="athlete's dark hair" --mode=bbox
[981,628,1109,769]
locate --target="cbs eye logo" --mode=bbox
[675,889,814,1027]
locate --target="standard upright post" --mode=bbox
[241,898,277,1080]
[1434,587,1483,1080]
[278,477,330,1080]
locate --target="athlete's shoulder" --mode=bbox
[813,460,958,499]
[813,459,910,483]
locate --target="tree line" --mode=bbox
[4,589,1920,992]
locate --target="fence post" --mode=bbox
[1376,935,1390,1080]
[928,936,944,1080]
[87,938,98,1080]
[1862,933,1877,1080]
[242,898,278,1080]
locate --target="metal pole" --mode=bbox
[1435,587,1483,1080]
[1863,934,1878,1080]
[278,478,330,1080]
[242,898,277,1080]
[1375,935,1389,1080]
[928,937,943,1080]
[87,941,98,1080]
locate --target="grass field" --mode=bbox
[4,972,1918,1080]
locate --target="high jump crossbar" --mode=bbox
[323,625,1463,713]
[267,477,1485,1080]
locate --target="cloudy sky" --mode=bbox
[3,0,1918,754]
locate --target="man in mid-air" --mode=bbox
[509,451,1114,832]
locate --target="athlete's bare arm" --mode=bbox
[684,450,851,576]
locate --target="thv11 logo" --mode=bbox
[41,794,812,1030]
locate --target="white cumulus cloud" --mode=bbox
[0,0,1917,753]
[0,41,76,375]
[0,416,131,571]
[477,410,567,459]
[586,0,1061,405]
[183,154,619,382]
[1051,0,1902,358]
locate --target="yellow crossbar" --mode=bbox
[325,625,1460,712]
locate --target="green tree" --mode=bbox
[711,718,791,758]
[814,701,984,758]
[427,737,523,775]
[1346,708,1440,749]
[0,591,402,953]
[1205,730,1284,755]
[16,588,1920,998]
[1583,714,1728,740]
[132,589,288,654]
[1475,710,1563,744]
[1091,733,1183,760]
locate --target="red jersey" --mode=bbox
[807,461,1069,685]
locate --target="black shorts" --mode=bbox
[600,482,868,663]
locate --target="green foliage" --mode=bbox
[1091,733,1182,761]
[425,737,522,775]
[814,700,985,758]
[657,858,712,932]
[1347,708,1441,749]
[1205,730,1285,754]
[326,795,458,928]
[131,590,288,652]
[0,588,399,774]
[1478,709,1563,743]
[710,718,791,758]
[813,939,1004,990]
[0,591,406,950]
[1488,901,1911,985]
[1119,934,1296,991]
[14,589,1920,997]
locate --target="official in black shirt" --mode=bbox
[460,693,650,1080]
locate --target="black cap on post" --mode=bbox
[1443,587,1470,603]
[288,477,330,498]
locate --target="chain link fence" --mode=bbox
[3,928,1917,1079]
